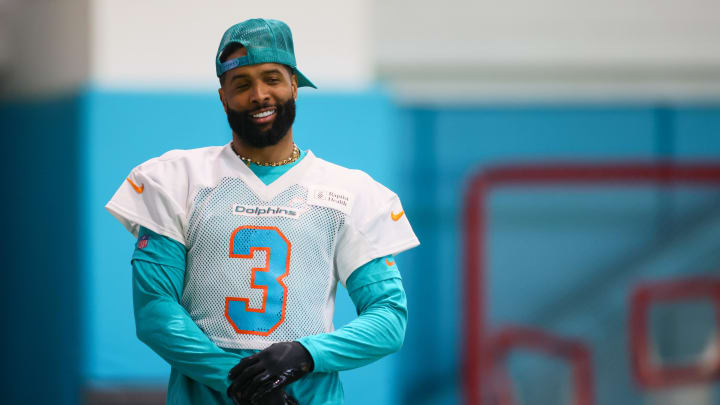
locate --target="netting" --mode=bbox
[182,178,345,349]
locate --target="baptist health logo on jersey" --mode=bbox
[232,204,301,219]
[307,185,353,215]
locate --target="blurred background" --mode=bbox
[2,1,720,404]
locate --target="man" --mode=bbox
[106,18,419,405]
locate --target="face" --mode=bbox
[219,47,299,148]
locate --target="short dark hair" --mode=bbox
[219,43,295,86]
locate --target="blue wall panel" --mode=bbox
[1,94,84,404]
[674,106,720,158]
[84,90,229,383]
[396,104,720,405]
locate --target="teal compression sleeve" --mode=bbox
[131,227,243,394]
[297,256,408,373]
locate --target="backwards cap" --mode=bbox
[216,18,316,89]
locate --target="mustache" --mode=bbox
[244,105,278,116]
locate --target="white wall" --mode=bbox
[4,1,720,100]
[375,0,720,101]
[0,0,11,79]
[0,0,89,98]
[91,0,374,91]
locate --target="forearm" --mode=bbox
[133,259,243,393]
[297,272,407,373]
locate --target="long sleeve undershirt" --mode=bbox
[132,254,243,394]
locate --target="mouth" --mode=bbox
[249,107,277,124]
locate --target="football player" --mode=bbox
[107,18,419,404]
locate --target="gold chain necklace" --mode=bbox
[236,144,300,167]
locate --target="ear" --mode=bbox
[291,74,298,100]
[218,87,229,114]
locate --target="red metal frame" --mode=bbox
[463,163,720,405]
[630,277,720,388]
[485,326,594,405]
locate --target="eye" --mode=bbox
[235,83,249,91]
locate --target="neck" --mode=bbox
[231,128,295,164]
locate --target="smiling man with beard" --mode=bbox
[106,18,419,405]
[221,61,297,150]
[225,95,295,149]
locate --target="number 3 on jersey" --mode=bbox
[226,226,291,336]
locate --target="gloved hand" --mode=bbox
[228,387,299,405]
[227,342,313,404]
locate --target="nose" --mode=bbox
[249,81,271,106]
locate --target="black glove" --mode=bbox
[227,342,314,403]
[227,342,313,402]
[228,387,299,405]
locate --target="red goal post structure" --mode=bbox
[463,163,720,405]
[485,326,594,405]
[630,276,720,388]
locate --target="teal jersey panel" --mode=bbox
[245,148,308,185]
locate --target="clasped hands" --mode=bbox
[227,341,314,405]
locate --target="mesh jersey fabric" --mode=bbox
[107,143,419,351]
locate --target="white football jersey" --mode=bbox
[106,143,419,349]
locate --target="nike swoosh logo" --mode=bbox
[391,211,404,221]
[126,177,144,194]
[385,258,395,266]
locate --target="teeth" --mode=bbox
[252,109,275,118]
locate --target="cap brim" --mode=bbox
[295,69,317,89]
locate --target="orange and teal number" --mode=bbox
[225,226,291,336]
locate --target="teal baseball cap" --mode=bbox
[216,18,316,89]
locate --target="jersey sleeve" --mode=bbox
[297,255,407,373]
[334,178,419,285]
[131,228,244,393]
[105,156,189,245]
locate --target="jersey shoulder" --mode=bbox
[307,154,419,284]
[131,145,228,191]
[307,155,398,216]
[310,156,393,193]
[107,145,230,244]
[134,145,225,175]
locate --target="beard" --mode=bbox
[226,98,296,148]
